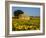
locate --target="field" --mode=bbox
[12,16,40,31]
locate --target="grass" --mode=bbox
[12,16,40,31]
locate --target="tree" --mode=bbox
[14,10,24,16]
[14,10,24,19]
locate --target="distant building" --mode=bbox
[19,14,30,20]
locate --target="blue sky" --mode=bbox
[12,7,40,16]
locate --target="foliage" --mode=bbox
[12,16,40,31]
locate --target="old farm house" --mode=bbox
[19,14,30,20]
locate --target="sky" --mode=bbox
[12,7,40,16]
